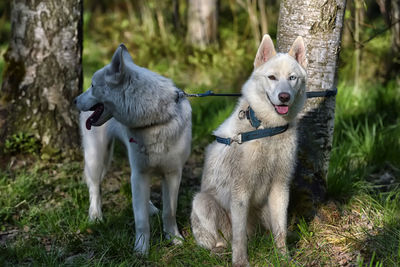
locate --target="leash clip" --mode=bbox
[232,134,243,144]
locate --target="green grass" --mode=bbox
[1,5,400,266]
[0,162,292,266]
[1,81,399,266]
[327,81,400,199]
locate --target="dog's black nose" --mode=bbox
[73,97,77,105]
[278,92,290,103]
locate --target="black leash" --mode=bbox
[179,87,337,146]
[183,90,242,97]
[181,88,337,99]
[306,88,337,98]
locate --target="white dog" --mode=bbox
[74,44,192,255]
[191,35,307,266]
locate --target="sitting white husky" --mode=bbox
[75,44,192,255]
[191,35,307,266]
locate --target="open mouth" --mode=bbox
[274,105,289,115]
[266,93,290,115]
[86,103,104,130]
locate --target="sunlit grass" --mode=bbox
[1,5,399,266]
[293,192,400,266]
[327,81,400,199]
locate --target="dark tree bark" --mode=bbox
[187,0,218,48]
[377,0,400,55]
[173,0,181,32]
[377,0,400,80]
[0,0,83,159]
[277,0,347,217]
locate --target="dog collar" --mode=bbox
[215,106,289,145]
[245,107,261,129]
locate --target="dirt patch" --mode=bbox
[0,228,19,246]
[294,200,383,266]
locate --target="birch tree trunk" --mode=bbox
[277,0,347,217]
[391,0,400,56]
[187,0,218,48]
[0,0,83,159]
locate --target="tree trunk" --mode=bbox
[390,0,400,82]
[354,0,363,91]
[139,0,156,38]
[377,0,400,82]
[246,0,261,45]
[187,0,218,48]
[0,0,83,159]
[390,0,400,53]
[257,0,268,35]
[173,0,181,32]
[277,0,347,217]
[236,0,261,45]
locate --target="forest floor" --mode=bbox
[1,9,399,265]
[0,97,399,266]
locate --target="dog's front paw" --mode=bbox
[233,251,250,267]
[165,232,184,245]
[134,236,149,256]
[88,208,103,222]
[233,259,250,267]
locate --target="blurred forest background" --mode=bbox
[0,0,399,266]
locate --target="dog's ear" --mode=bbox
[254,34,277,69]
[288,36,307,69]
[106,44,131,86]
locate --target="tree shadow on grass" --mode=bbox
[290,83,400,221]
[359,219,400,265]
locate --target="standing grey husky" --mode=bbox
[190,35,307,266]
[75,44,192,255]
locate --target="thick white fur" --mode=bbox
[191,35,307,267]
[75,44,192,255]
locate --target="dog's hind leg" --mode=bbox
[149,200,159,216]
[82,123,114,221]
[191,192,231,250]
[162,169,184,245]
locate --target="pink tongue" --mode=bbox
[275,105,289,114]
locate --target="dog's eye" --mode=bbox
[268,75,277,81]
[288,75,297,81]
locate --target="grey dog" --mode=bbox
[75,44,192,255]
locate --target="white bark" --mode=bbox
[277,0,347,215]
[187,0,218,48]
[0,0,82,158]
